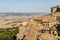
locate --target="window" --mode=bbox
[47,24,49,26]
[41,30,45,33]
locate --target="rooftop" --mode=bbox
[52,5,60,8]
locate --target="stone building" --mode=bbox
[42,17,58,28]
[51,5,60,13]
[32,15,58,28]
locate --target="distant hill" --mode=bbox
[0,12,49,16]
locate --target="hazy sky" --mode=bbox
[0,0,60,13]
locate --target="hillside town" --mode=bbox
[16,5,60,40]
[0,6,60,40]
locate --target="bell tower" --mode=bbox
[51,5,60,13]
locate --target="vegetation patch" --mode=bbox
[0,27,19,40]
